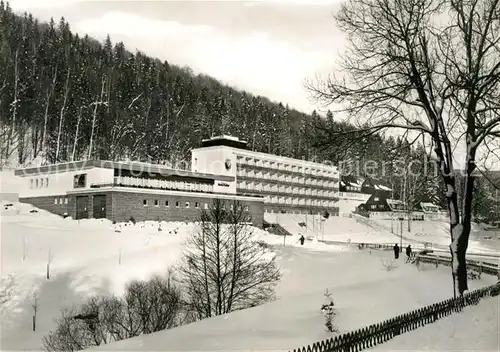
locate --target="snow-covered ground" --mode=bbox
[87,247,497,351]
[0,200,346,350]
[2,167,499,352]
[266,212,499,256]
[371,296,500,351]
[3,201,497,351]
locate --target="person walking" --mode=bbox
[405,245,412,263]
[393,243,400,259]
[299,234,305,245]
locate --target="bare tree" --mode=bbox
[71,106,83,161]
[88,78,108,160]
[307,0,500,296]
[42,274,183,351]
[177,199,281,319]
[41,66,58,159]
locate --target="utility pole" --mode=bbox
[399,217,403,252]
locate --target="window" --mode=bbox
[195,202,199,208]
[30,179,34,189]
[185,202,190,208]
[59,198,64,204]
[374,197,379,201]
[143,199,148,206]
[371,205,377,209]
[54,198,57,204]
[244,205,249,211]
[64,198,68,204]
[204,203,208,209]
[35,179,39,188]
[154,200,159,207]
[73,174,87,188]
[165,200,169,207]
[176,201,180,208]
[45,178,49,188]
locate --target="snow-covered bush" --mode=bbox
[381,258,398,272]
[321,288,336,332]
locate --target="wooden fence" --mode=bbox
[290,282,500,352]
[417,254,499,276]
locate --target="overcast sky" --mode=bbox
[10,0,345,115]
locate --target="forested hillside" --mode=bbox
[2,1,497,220]
[0,1,404,169]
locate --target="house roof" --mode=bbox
[364,177,393,191]
[341,175,363,188]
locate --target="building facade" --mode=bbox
[15,160,265,226]
[191,135,340,215]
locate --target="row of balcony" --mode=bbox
[238,182,337,198]
[237,160,339,181]
[261,196,337,208]
[236,170,338,187]
[108,176,216,193]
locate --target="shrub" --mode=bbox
[43,273,182,351]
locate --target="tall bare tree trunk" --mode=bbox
[5,49,19,162]
[41,66,57,158]
[55,68,70,161]
[71,106,83,161]
[88,78,106,160]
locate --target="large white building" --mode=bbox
[191,135,340,215]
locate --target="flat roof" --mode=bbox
[192,145,339,171]
[200,135,248,150]
[14,160,234,182]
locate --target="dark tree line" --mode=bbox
[0,2,321,166]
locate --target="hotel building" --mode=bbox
[191,135,340,215]
[14,160,265,226]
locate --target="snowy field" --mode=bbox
[1,167,499,352]
[2,201,497,351]
[88,247,497,351]
[0,200,343,351]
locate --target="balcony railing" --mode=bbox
[237,163,339,182]
[88,176,264,199]
[237,175,339,192]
